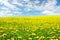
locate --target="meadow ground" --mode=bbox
[0,16,60,40]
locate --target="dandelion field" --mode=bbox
[0,16,60,40]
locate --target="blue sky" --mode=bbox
[0,0,60,16]
[57,0,60,5]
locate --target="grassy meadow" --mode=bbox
[0,16,60,40]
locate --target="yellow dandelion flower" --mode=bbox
[3,33,7,35]
[11,37,14,40]
[16,30,19,32]
[0,26,3,28]
[40,36,45,38]
[18,36,22,38]
[2,33,7,37]
[7,39,10,40]
[55,39,58,40]
[31,33,36,36]
[38,37,42,40]
[14,28,16,30]
[0,30,3,32]
[51,36,58,39]
[50,39,54,40]
[49,32,55,34]
[50,39,58,40]
[28,37,32,40]
[9,27,13,29]
[35,36,39,38]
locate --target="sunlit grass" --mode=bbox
[0,16,60,40]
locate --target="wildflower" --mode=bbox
[18,36,22,38]
[35,36,39,38]
[2,33,7,37]
[39,36,45,39]
[28,37,32,40]
[49,32,55,34]
[9,27,13,30]
[50,39,58,40]
[31,33,36,36]
[50,39,53,40]
[0,30,3,32]
[3,33,7,35]
[16,30,19,32]
[11,37,14,40]
[7,39,10,40]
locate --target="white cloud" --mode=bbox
[0,9,11,16]
[0,0,19,10]
[24,0,30,2]
[14,11,23,15]
[12,0,23,6]
[24,7,31,11]
[0,0,60,16]
[33,0,57,10]
[0,0,23,16]
[34,0,40,4]
[23,0,57,13]
[43,0,57,10]
[42,10,60,15]
[54,6,60,12]
[42,10,55,15]
[32,0,59,15]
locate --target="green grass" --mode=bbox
[0,16,60,40]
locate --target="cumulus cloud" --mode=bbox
[0,0,19,10]
[0,0,60,16]
[22,0,58,15]
[12,0,23,6]
[0,0,22,16]
[35,0,60,15]
[0,9,12,16]
[42,10,55,15]
[24,0,30,2]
